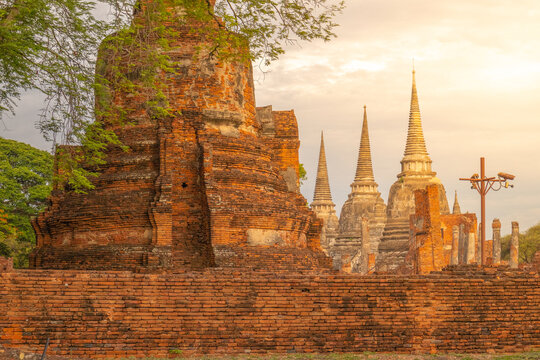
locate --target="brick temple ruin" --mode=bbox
[0,0,538,357]
[30,0,330,272]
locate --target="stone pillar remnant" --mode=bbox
[492,218,502,265]
[510,221,519,269]
[485,238,493,265]
[458,224,466,263]
[476,223,482,264]
[367,253,376,274]
[361,217,371,274]
[451,225,459,265]
[467,232,476,264]
[409,185,444,274]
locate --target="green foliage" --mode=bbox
[0,0,125,192]
[211,0,345,65]
[0,0,344,192]
[0,0,108,132]
[0,137,53,267]
[500,222,540,264]
[168,349,183,355]
[299,163,307,186]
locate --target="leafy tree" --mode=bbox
[500,222,540,264]
[299,163,307,186]
[0,137,53,267]
[0,0,344,192]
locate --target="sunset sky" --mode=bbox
[256,0,540,234]
[3,0,539,234]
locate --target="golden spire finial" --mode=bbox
[313,131,333,202]
[403,68,429,157]
[354,105,375,182]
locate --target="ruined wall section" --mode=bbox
[256,107,302,193]
[439,213,477,265]
[1,268,538,357]
[410,185,478,274]
[207,104,328,269]
[31,124,166,269]
[377,179,449,273]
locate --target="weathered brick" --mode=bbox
[29,1,328,272]
[0,267,538,357]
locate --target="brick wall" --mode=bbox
[1,267,538,358]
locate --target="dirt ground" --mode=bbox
[1,346,539,360]
[177,352,540,360]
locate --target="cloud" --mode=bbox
[256,0,540,233]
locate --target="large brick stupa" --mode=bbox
[31,0,330,271]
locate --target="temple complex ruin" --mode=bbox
[313,70,450,273]
[312,70,525,274]
[0,1,538,357]
[30,0,330,272]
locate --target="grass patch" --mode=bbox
[129,350,540,360]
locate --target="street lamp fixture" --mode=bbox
[459,157,514,265]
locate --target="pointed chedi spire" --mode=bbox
[404,69,429,157]
[311,131,338,250]
[453,191,461,214]
[377,67,450,273]
[354,105,375,182]
[313,131,333,203]
[337,104,387,251]
[399,68,435,178]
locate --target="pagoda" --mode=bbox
[332,106,386,272]
[310,132,339,250]
[376,70,449,273]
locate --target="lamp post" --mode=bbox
[459,157,514,265]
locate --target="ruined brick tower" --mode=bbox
[310,132,339,249]
[31,0,329,271]
[376,70,449,273]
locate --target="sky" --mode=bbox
[2,0,540,235]
[254,0,540,235]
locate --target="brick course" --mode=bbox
[0,267,538,357]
